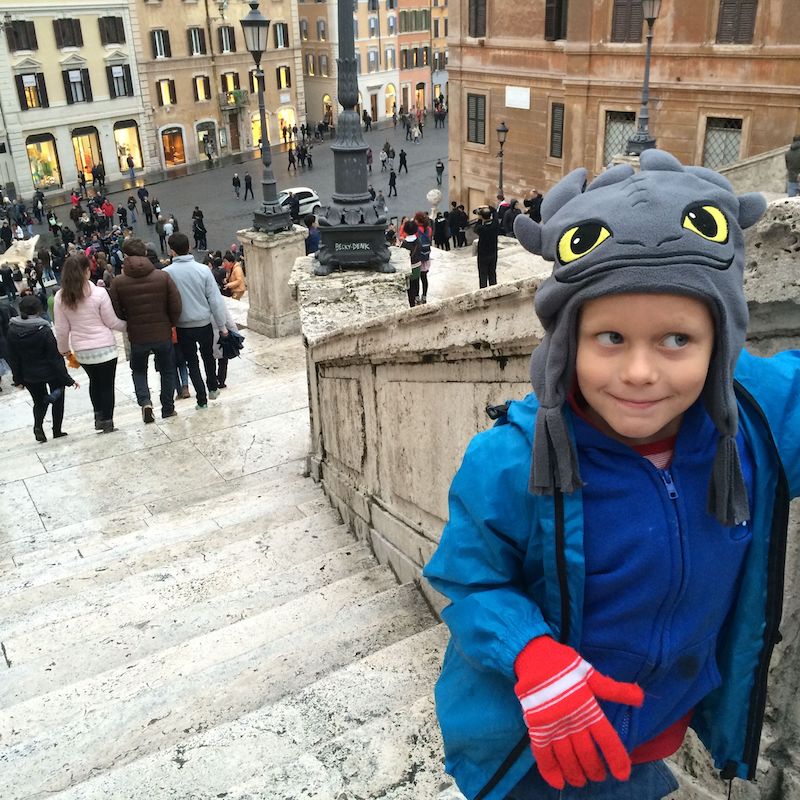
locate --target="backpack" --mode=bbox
[418,227,432,260]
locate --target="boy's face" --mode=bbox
[575,293,714,446]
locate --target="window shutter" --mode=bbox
[63,71,74,104]
[15,74,28,111]
[550,102,565,158]
[82,68,92,102]
[544,0,557,40]
[233,72,240,89]
[6,22,18,51]
[73,19,83,47]
[273,25,279,48]
[169,79,176,104]
[218,27,224,51]
[275,67,280,89]
[221,74,227,93]
[228,27,236,52]
[54,20,64,49]
[123,64,133,95]
[187,29,194,54]
[37,73,49,107]
[716,0,737,43]
[26,21,38,50]
[611,0,629,41]
[106,65,116,98]
[193,76,199,101]
[156,81,164,106]
[199,29,206,53]
[99,18,108,46]
[150,30,158,59]
[286,67,291,87]
[115,18,126,44]
[164,31,171,57]
[204,76,211,98]
[735,0,757,42]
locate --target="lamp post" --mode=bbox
[240,0,292,233]
[626,0,661,155]
[496,121,509,198]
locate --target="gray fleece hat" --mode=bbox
[513,149,767,526]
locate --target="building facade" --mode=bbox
[431,0,448,107]
[355,0,400,123]
[0,0,152,198]
[397,0,431,113]
[299,0,338,127]
[132,0,304,171]
[448,0,800,209]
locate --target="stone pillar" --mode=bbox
[237,225,307,337]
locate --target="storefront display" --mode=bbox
[114,120,143,172]
[161,127,186,167]
[26,134,62,190]
[72,126,102,180]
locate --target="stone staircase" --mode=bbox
[0,326,456,799]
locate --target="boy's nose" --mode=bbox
[620,348,658,384]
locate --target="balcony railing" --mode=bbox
[219,89,249,110]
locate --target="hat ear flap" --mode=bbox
[737,192,767,230]
[514,214,543,255]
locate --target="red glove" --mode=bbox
[514,636,644,790]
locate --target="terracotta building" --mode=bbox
[448,0,800,209]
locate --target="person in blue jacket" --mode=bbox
[423,149,800,800]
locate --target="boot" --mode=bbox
[94,411,103,431]
[99,419,116,433]
[34,425,47,443]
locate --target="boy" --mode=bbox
[423,150,800,800]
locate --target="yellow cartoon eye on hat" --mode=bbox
[682,204,728,243]
[557,222,612,264]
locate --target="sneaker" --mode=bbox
[196,402,208,410]
[142,404,155,424]
[53,431,69,438]
[208,389,220,400]
[162,409,178,419]
[217,383,227,389]
[420,296,428,304]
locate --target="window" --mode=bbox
[434,19,440,37]
[610,0,642,42]
[62,68,92,104]
[385,47,395,69]
[369,17,378,37]
[305,53,316,75]
[468,0,486,37]
[273,22,289,48]
[444,18,449,36]
[422,46,430,65]
[106,64,133,98]
[603,111,636,165]
[6,20,38,52]
[151,29,171,58]
[220,72,239,92]
[300,19,309,40]
[317,19,327,40]
[716,0,757,44]
[467,93,485,144]
[54,18,83,48]
[193,75,212,101]
[156,78,177,105]
[368,50,378,72]
[354,18,359,37]
[703,117,742,168]
[15,73,48,110]
[188,27,207,55]
[27,134,62,189]
[545,0,568,41]
[550,102,565,158]
[368,0,379,9]
[276,65,291,89]
[386,0,396,7]
[248,69,259,92]
[219,25,236,52]
[114,120,143,171]
[387,15,396,34]
[98,16,125,45]
[319,54,329,76]
[400,49,408,69]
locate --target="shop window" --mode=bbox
[72,127,102,180]
[106,64,133,98]
[62,68,93,104]
[468,0,486,37]
[161,128,186,167]
[603,110,636,165]
[15,73,49,110]
[276,65,291,89]
[156,78,177,105]
[703,117,742,168]
[716,0,757,44]
[54,18,83,48]
[467,93,485,144]
[545,0,569,41]
[194,75,212,101]
[219,25,236,53]
[188,27,207,55]
[7,20,38,52]
[114,120,143,171]
[273,22,290,48]
[196,122,217,157]
[98,16,126,45]
[26,134,62,189]
[151,29,171,58]
[550,102,565,158]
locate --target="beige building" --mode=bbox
[133,0,304,170]
[448,0,800,209]
[0,1,151,198]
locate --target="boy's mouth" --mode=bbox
[609,394,663,410]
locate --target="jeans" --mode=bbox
[130,340,175,416]
[788,181,798,197]
[79,358,117,422]
[176,324,217,404]
[26,381,65,433]
[506,761,678,800]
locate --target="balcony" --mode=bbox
[219,89,249,110]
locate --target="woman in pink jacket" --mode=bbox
[54,253,126,432]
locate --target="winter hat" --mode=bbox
[513,149,767,526]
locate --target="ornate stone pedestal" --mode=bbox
[238,225,307,337]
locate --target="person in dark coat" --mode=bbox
[6,294,77,440]
[0,296,16,390]
[501,199,521,237]
[388,169,398,197]
[108,238,182,422]
[287,192,301,221]
[433,212,451,251]
[473,207,501,288]
[524,189,543,223]
[785,135,800,197]
[243,173,254,200]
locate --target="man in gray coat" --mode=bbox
[164,233,227,409]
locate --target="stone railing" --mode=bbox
[719,145,787,195]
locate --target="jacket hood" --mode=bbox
[9,315,49,337]
[122,255,155,278]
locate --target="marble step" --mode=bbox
[3,582,437,799]
[2,543,380,705]
[25,624,448,800]
[0,512,355,629]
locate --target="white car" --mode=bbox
[277,187,321,219]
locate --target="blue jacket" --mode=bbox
[423,350,800,800]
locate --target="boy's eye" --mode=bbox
[557,222,612,264]
[597,332,623,345]
[682,205,728,243]
[663,333,689,348]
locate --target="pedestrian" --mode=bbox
[287,192,300,221]
[140,197,152,226]
[785,135,800,197]
[304,214,321,255]
[1,262,17,302]
[292,124,299,142]
[473,206,501,288]
[398,149,408,174]
[369,185,376,201]
[109,238,182,423]
[414,212,433,304]
[126,195,138,224]
[126,154,135,180]
[192,216,208,250]
[91,164,98,189]
[163,217,174,242]
[435,158,445,186]
[288,148,297,173]
[306,147,314,169]
[78,171,87,197]
[243,172,254,200]
[163,233,228,410]
[434,211,451,252]
[388,169,398,197]
[156,216,167,254]
[380,149,388,172]
[95,162,106,190]
[376,190,387,215]
[524,189,543,223]
[412,125,420,144]
[366,147,373,174]
[456,205,469,247]
[399,219,421,307]
[54,253,126,433]
[502,199,521,237]
[7,295,78,441]
[232,173,241,199]
[224,256,246,300]
[137,184,149,204]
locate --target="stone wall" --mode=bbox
[301,198,800,799]
[719,146,788,197]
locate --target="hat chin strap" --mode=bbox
[529,406,582,496]
[708,434,750,526]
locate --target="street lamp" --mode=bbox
[626,0,661,155]
[496,121,509,198]
[240,0,292,232]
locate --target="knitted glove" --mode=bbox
[514,636,644,790]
